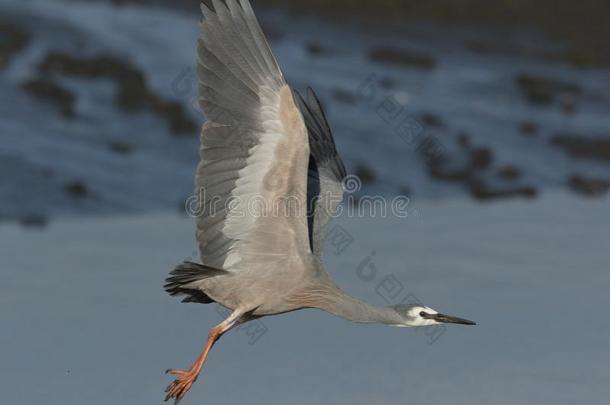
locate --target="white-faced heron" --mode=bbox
[164,1,476,402]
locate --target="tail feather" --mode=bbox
[164,262,228,304]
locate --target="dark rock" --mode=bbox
[551,134,610,162]
[368,47,436,70]
[421,129,534,201]
[39,53,150,111]
[22,78,76,118]
[425,152,470,182]
[64,181,90,199]
[496,165,522,180]
[456,132,471,148]
[568,175,610,197]
[38,52,197,135]
[469,178,537,201]
[419,112,444,128]
[426,141,526,201]
[116,70,149,112]
[414,135,446,162]
[470,147,494,169]
[109,142,133,155]
[149,94,198,135]
[354,163,376,184]
[516,74,580,105]
[306,42,334,57]
[428,163,470,182]
[0,22,29,69]
[520,121,539,136]
[19,214,48,229]
[40,53,131,78]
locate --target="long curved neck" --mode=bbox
[295,279,404,326]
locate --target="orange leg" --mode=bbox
[164,311,242,404]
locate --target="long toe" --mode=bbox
[165,369,187,376]
[164,372,197,404]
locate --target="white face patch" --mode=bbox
[406,306,440,327]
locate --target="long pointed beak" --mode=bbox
[426,312,476,325]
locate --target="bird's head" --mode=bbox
[392,304,476,327]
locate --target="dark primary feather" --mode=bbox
[165,262,229,304]
[295,88,347,257]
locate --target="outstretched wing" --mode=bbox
[295,88,347,258]
[195,0,311,272]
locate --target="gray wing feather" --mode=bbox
[295,88,347,258]
[195,1,311,272]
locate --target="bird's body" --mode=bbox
[195,255,318,317]
[163,1,475,403]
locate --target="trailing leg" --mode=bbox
[164,310,242,404]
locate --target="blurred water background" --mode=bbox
[1,0,609,223]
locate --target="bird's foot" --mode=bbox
[164,368,199,404]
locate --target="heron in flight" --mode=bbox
[164,1,476,402]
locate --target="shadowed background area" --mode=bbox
[1,1,609,404]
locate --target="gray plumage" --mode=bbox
[163,2,475,403]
